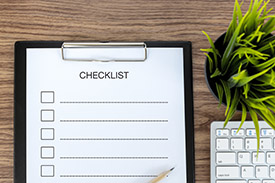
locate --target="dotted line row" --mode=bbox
[60,138,168,141]
[60,175,158,178]
[60,120,168,123]
[60,101,168,104]
[60,157,168,159]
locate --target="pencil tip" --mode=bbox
[170,167,175,171]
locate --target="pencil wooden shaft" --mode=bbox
[150,170,170,183]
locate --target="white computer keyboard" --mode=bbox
[211,121,275,183]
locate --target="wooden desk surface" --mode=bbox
[1,0,274,182]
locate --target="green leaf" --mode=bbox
[200,48,214,52]
[265,101,275,113]
[216,83,224,107]
[202,31,221,57]
[257,0,269,20]
[258,35,275,47]
[253,57,275,70]
[221,12,248,72]
[243,97,268,111]
[201,48,218,66]
[228,69,248,88]
[237,39,257,47]
[238,63,243,73]
[236,64,275,87]
[211,68,221,78]
[245,25,264,43]
[256,72,275,86]
[202,31,215,49]
[269,42,274,56]
[248,107,260,154]
[224,88,240,128]
[233,47,269,61]
[258,0,271,25]
[263,98,275,112]
[248,0,254,13]
[236,0,243,22]
[204,53,214,73]
[223,57,249,77]
[254,87,275,93]
[243,83,250,98]
[221,80,231,116]
[224,0,238,44]
[256,109,275,130]
[257,39,275,52]
[237,33,246,43]
[270,69,275,84]
[261,17,275,36]
[237,101,247,133]
[247,57,260,66]
[233,70,249,82]
[245,0,262,34]
[249,96,275,102]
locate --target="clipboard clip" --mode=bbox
[61,42,147,62]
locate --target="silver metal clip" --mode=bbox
[61,42,147,62]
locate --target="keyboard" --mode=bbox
[211,121,275,183]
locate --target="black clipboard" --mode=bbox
[14,41,194,183]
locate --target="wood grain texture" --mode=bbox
[0,0,274,182]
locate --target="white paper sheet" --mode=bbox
[26,47,186,183]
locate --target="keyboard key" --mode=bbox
[267,152,275,164]
[248,180,261,183]
[245,138,257,150]
[231,129,244,136]
[263,180,275,183]
[231,138,243,150]
[260,138,272,150]
[241,166,254,178]
[216,152,236,164]
[216,129,229,137]
[216,139,229,150]
[216,166,239,178]
[255,166,268,178]
[217,180,246,183]
[252,152,265,164]
[247,129,256,136]
[238,152,250,164]
[270,166,275,178]
[261,129,274,136]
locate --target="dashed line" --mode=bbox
[60,138,168,141]
[60,119,168,123]
[60,101,168,104]
[60,175,158,178]
[60,157,168,159]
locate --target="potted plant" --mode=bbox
[201,0,275,152]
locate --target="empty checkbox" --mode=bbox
[41,110,54,122]
[41,165,54,177]
[41,91,54,103]
[41,128,54,140]
[41,146,54,159]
